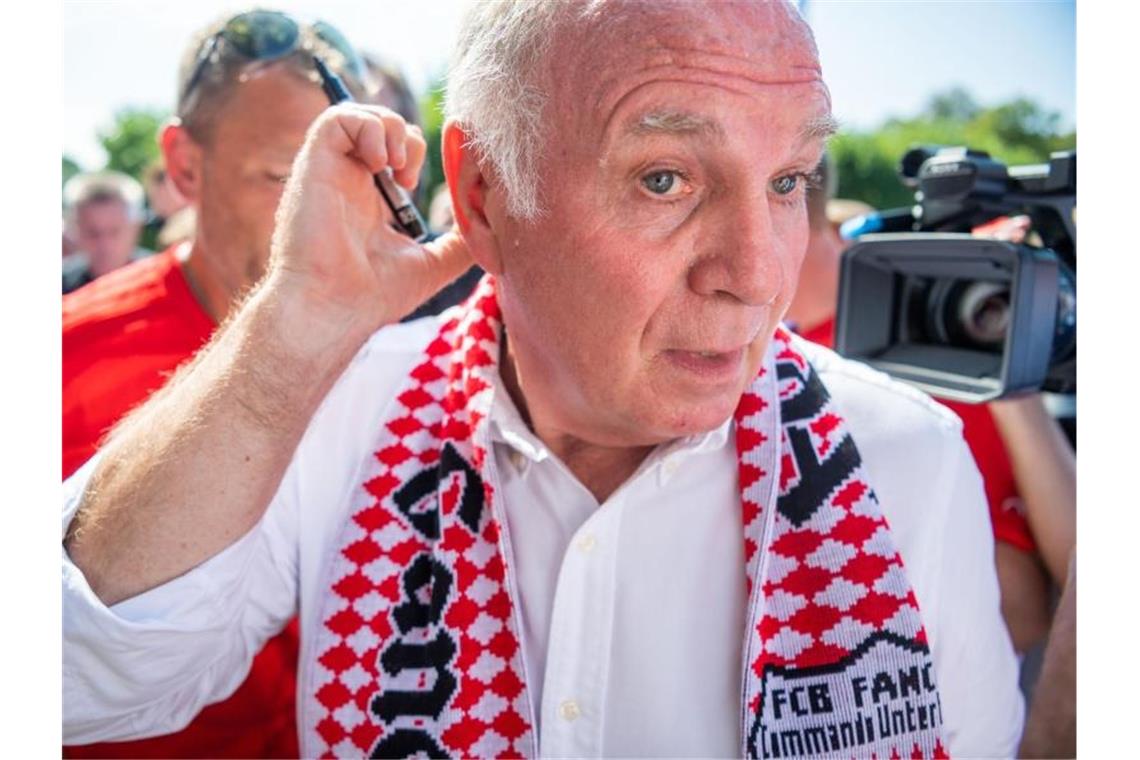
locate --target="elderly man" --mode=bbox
[63,2,1022,757]
[62,171,149,293]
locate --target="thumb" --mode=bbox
[420,230,477,286]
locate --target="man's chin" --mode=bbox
[642,386,744,442]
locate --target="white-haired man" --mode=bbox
[62,171,149,293]
[63,2,1023,757]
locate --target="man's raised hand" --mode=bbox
[268,104,472,341]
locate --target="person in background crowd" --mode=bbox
[63,228,78,258]
[364,52,421,128]
[62,9,392,758]
[429,182,457,231]
[155,205,197,249]
[789,153,1075,658]
[62,171,149,293]
[64,2,1022,756]
[139,161,190,251]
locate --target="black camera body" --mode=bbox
[834,147,1075,403]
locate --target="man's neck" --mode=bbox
[499,334,654,504]
[178,240,246,324]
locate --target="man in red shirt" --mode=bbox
[63,11,393,757]
[788,155,1075,655]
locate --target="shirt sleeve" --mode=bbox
[62,452,300,744]
[932,436,1025,758]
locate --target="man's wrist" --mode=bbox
[259,270,385,355]
[220,276,378,434]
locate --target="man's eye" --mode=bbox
[641,170,685,196]
[771,174,800,195]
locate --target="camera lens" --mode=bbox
[957,282,1010,347]
[922,279,1009,352]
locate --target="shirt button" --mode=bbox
[559,699,581,722]
[508,449,526,473]
[663,456,681,477]
[576,534,597,554]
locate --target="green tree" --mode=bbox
[99,108,166,181]
[926,86,980,122]
[418,78,447,215]
[63,155,82,188]
[829,90,1075,210]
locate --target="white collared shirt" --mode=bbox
[63,316,1023,757]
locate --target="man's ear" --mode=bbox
[442,120,503,275]
[160,121,204,205]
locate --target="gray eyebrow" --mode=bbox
[630,110,839,145]
[629,110,726,139]
[799,114,840,144]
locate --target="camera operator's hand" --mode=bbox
[268,103,472,345]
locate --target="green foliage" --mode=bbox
[98,108,167,181]
[419,79,447,214]
[830,90,1075,210]
[62,155,81,188]
[925,87,980,122]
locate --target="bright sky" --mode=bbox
[63,0,1075,169]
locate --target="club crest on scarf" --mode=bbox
[306,275,947,759]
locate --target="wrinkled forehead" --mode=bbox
[550,0,823,117]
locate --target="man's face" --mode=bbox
[492,2,833,448]
[191,65,330,287]
[74,199,140,274]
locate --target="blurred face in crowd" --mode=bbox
[466,2,832,449]
[165,64,329,289]
[74,198,141,276]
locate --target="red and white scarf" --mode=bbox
[304,276,948,758]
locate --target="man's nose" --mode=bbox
[687,196,785,307]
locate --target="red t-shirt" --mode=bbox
[63,247,301,758]
[798,317,1036,553]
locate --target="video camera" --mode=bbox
[834,146,1076,403]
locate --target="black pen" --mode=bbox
[312,55,428,242]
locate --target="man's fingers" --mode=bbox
[395,126,427,191]
[306,105,421,180]
[422,230,476,284]
[379,113,408,171]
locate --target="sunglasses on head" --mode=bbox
[181,10,365,107]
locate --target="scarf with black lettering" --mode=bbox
[304,276,948,758]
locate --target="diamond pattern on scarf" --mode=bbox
[305,279,534,758]
[741,327,946,759]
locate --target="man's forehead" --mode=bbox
[553,1,822,105]
[628,108,838,147]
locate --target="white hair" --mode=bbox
[444,0,586,220]
[63,171,145,222]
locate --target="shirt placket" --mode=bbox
[537,497,622,757]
